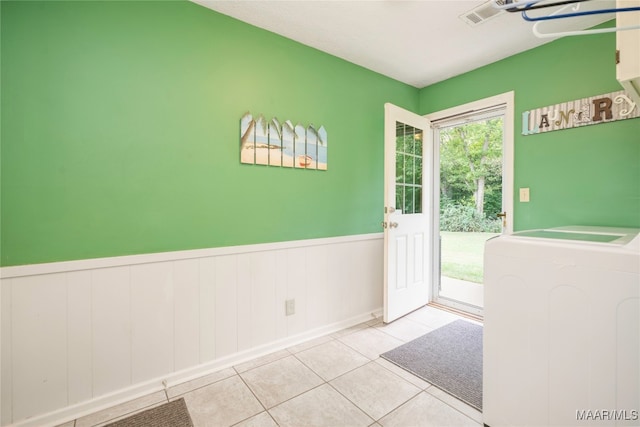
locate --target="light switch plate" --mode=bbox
[520,187,530,202]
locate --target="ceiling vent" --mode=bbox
[460,0,507,26]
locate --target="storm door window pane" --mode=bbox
[395,121,423,214]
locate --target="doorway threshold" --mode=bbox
[427,302,483,323]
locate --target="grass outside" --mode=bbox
[440,231,500,283]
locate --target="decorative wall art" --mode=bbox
[240,112,327,170]
[522,90,639,136]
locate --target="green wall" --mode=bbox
[0,1,418,266]
[3,3,638,267]
[419,24,640,231]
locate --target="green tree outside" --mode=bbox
[439,117,503,231]
[439,117,503,285]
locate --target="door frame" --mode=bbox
[425,91,515,315]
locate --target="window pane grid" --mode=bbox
[395,121,423,215]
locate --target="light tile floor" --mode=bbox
[65,305,483,427]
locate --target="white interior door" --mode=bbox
[383,103,432,323]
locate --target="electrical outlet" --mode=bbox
[285,299,295,316]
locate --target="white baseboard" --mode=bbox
[14,308,382,427]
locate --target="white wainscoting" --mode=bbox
[0,234,383,427]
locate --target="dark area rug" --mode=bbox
[381,319,483,410]
[105,398,193,427]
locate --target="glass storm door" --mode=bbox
[429,98,512,316]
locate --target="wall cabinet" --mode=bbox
[616,0,640,104]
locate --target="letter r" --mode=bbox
[592,97,613,122]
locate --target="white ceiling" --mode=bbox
[192,0,615,88]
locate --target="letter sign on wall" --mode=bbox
[522,90,639,136]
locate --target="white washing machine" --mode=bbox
[483,226,640,426]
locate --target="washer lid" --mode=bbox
[512,226,640,246]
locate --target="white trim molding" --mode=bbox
[1,234,384,426]
[0,233,383,279]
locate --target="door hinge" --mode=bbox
[616,49,620,65]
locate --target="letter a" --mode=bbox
[539,114,550,128]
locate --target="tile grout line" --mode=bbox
[263,410,280,427]
[235,369,272,422]
[302,318,477,424]
[373,326,412,343]
[323,378,376,424]
[324,360,424,423]
[251,355,327,409]
[291,332,425,425]
[425,386,483,424]
[334,326,383,361]
[373,358,433,391]
[236,335,352,423]
[264,382,328,422]
[290,345,368,384]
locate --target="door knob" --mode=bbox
[389,222,398,228]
